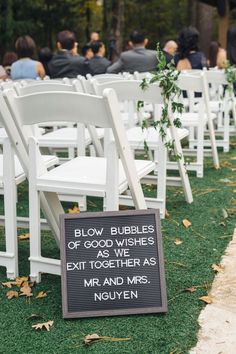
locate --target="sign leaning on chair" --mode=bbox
[60,209,167,318]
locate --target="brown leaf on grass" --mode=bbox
[32,320,54,331]
[84,333,100,344]
[6,290,18,299]
[182,219,192,228]
[226,208,236,215]
[18,233,30,240]
[174,239,183,245]
[20,285,33,297]
[230,156,236,160]
[211,263,225,273]
[83,333,130,345]
[165,209,170,218]
[27,314,43,320]
[68,206,80,214]
[1,281,16,288]
[231,168,236,172]
[184,286,197,293]
[36,291,47,299]
[220,161,232,167]
[15,276,29,287]
[199,295,213,304]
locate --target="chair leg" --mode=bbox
[1,139,18,279]
[29,187,42,283]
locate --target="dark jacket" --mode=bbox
[87,55,111,75]
[49,50,87,78]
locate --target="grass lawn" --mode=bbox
[0,144,236,354]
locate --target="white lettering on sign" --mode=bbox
[74,228,104,237]
[66,261,86,271]
[94,290,138,301]
[110,225,154,236]
[89,258,140,269]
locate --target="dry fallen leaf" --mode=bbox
[1,281,16,288]
[182,219,192,228]
[15,276,29,287]
[83,333,130,345]
[199,295,213,304]
[165,209,170,218]
[27,314,43,320]
[68,206,80,214]
[36,291,47,299]
[32,320,54,331]
[84,333,100,344]
[6,290,18,299]
[184,286,197,293]
[211,263,225,273]
[174,239,183,245]
[18,233,30,240]
[20,285,33,297]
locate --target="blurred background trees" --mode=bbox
[0,0,234,59]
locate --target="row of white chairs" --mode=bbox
[1,67,234,281]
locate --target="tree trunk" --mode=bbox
[188,0,197,26]
[106,0,124,61]
[196,2,213,57]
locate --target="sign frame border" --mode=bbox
[60,209,167,318]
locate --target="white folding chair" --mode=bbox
[92,79,193,215]
[203,69,236,152]
[1,88,154,282]
[176,72,219,177]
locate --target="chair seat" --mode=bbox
[36,156,155,197]
[125,126,189,150]
[193,101,222,113]
[38,127,104,148]
[0,154,59,188]
[180,112,217,126]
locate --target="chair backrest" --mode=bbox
[92,79,164,104]
[92,79,164,128]
[177,72,210,114]
[13,80,83,96]
[1,88,147,210]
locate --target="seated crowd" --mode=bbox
[0,25,233,81]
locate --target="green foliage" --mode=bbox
[140,44,183,159]
[225,62,236,93]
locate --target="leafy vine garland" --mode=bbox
[138,44,184,159]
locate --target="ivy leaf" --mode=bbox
[32,320,54,331]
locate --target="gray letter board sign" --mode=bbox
[60,209,167,318]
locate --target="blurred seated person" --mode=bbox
[162,40,177,64]
[11,35,45,80]
[174,26,207,70]
[0,65,7,80]
[2,51,18,77]
[88,41,111,75]
[89,31,100,43]
[107,30,158,74]
[81,44,94,60]
[208,41,227,69]
[38,47,53,76]
[49,30,87,78]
